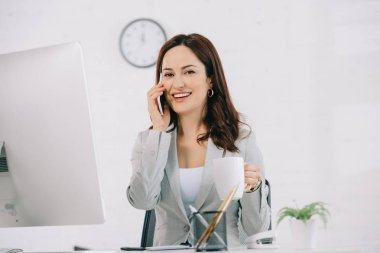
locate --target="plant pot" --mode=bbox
[289,218,317,249]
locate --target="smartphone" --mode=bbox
[157,73,164,115]
[120,246,145,251]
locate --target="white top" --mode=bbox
[178,166,203,215]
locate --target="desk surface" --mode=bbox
[25,247,361,253]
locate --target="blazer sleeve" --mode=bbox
[239,131,271,236]
[127,129,172,210]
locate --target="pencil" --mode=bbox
[195,184,239,250]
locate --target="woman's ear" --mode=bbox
[207,76,213,88]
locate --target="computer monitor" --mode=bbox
[0,42,105,227]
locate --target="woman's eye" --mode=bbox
[185,70,195,75]
[164,73,173,77]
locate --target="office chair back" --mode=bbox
[266,179,272,230]
[140,208,156,247]
[140,179,271,247]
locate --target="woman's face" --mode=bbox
[161,45,211,116]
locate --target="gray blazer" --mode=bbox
[127,127,271,246]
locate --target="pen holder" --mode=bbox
[193,211,228,251]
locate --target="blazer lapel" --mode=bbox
[165,131,225,218]
[193,138,224,211]
[165,129,188,218]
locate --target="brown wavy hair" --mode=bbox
[155,33,250,153]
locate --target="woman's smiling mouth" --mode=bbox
[172,92,192,102]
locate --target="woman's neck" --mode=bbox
[177,112,207,138]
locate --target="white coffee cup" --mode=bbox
[212,157,245,200]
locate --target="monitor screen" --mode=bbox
[0,42,105,227]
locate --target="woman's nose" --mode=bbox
[172,75,185,89]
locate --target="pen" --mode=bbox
[189,205,226,247]
[195,185,238,250]
[120,246,145,251]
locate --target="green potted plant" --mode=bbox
[277,202,330,249]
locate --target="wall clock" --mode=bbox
[119,18,167,68]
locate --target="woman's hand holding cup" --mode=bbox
[244,163,262,192]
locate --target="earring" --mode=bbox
[207,88,214,98]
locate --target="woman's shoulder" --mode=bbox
[238,124,255,140]
[236,124,260,150]
[133,128,149,140]
[135,128,173,142]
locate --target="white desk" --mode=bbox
[25,247,361,253]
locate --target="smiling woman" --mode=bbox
[127,34,271,246]
[161,46,211,117]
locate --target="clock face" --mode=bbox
[120,18,167,68]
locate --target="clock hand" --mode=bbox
[141,32,146,44]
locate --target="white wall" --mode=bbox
[0,0,379,252]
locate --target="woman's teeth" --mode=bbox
[173,93,191,98]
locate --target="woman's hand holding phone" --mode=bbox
[147,75,170,131]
